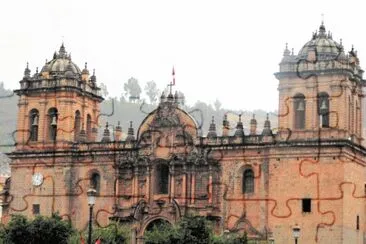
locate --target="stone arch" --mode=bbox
[142,216,172,235]
[87,169,101,194]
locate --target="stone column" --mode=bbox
[182,164,187,205]
[208,165,213,204]
[146,165,151,202]
[169,164,175,202]
[133,165,139,204]
[190,165,195,205]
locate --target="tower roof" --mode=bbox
[297,22,343,60]
[40,44,81,75]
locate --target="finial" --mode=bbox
[321,13,324,25]
[130,121,133,128]
[207,115,217,138]
[253,114,255,119]
[106,122,109,128]
[93,69,95,76]
[45,59,47,64]
[118,121,120,126]
[36,67,38,74]
[85,62,87,69]
[239,113,242,122]
[291,48,294,55]
[26,62,29,69]
[172,66,176,85]
[266,113,269,120]
[340,38,343,46]
[283,43,290,56]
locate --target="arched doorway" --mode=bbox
[144,218,171,233]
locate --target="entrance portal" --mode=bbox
[144,218,171,233]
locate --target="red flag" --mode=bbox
[95,239,101,244]
[172,67,175,85]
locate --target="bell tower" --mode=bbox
[14,44,104,150]
[275,22,365,144]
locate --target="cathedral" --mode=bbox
[2,22,366,244]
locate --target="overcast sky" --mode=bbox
[1,0,365,112]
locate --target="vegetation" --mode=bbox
[68,223,130,244]
[144,215,252,244]
[0,213,74,244]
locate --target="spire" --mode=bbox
[126,121,135,142]
[23,62,31,78]
[222,114,230,137]
[90,69,97,83]
[262,113,273,136]
[319,16,326,37]
[160,91,166,103]
[101,122,111,142]
[82,62,89,75]
[234,114,244,137]
[114,121,122,141]
[250,114,257,135]
[172,66,176,85]
[207,116,217,138]
[283,43,290,56]
[59,42,66,57]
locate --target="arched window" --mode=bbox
[156,164,169,194]
[86,114,92,141]
[318,92,329,128]
[74,110,81,141]
[294,94,305,129]
[48,108,58,141]
[29,109,39,141]
[242,169,254,194]
[90,172,100,194]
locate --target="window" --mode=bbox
[74,110,81,141]
[294,94,306,129]
[242,169,254,194]
[48,108,58,140]
[156,164,169,194]
[302,198,311,213]
[318,93,329,128]
[32,204,40,215]
[357,215,360,230]
[90,172,100,194]
[29,109,39,141]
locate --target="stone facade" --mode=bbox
[2,23,366,244]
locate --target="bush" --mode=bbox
[144,216,211,244]
[1,213,74,244]
[68,222,130,244]
[144,215,250,244]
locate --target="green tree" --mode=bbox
[144,81,160,104]
[2,213,74,244]
[3,215,30,244]
[124,77,142,103]
[99,82,109,98]
[144,216,211,244]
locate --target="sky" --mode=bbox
[1,0,366,112]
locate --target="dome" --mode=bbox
[41,44,81,75]
[137,100,198,140]
[297,23,343,60]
